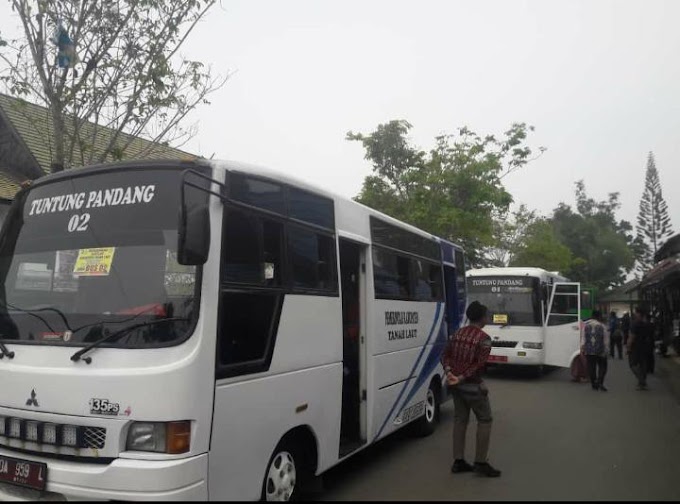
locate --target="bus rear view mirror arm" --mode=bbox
[178,169,226,266]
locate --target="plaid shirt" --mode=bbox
[441,325,492,384]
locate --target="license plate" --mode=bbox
[0,455,47,491]
[488,355,508,363]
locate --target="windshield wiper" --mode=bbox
[70,317,189,364]
[0,341,15,359]
[1,301,72,333]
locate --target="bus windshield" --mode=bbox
[467,276,542,327]
[0,167,203,348]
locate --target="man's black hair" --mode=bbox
[592,309,602,320]
[466,301,488,323]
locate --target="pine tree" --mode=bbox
[636,152,673,275]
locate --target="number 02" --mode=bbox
[68,213,91,232]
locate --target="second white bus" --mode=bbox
[466,267,582,374]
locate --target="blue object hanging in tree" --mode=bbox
[55,22,76,69]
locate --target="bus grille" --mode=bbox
[491,340,518,348]
[0,416,107,449]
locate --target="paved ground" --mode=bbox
[318,358,680,501]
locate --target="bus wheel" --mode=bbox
[411,382,440,437]
[262,440,304,502]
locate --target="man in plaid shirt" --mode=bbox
[441,301,501,478]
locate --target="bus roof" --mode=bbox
[213,159,445,243]
[467,267,568,282]
[30,157,461,250]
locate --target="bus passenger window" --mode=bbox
[224,211,261,284]
[218,292,281,368]
[288,226,337,292]
[372,248,413,300]
[263,221,283,287]
[289,188,335,230]
[413,260,444,301]
[396,256,411,298]
[231,175,286,215]
[429,263,444,301]
[223,211,284,287]
[414,260,432,301]
[372,249,400,298]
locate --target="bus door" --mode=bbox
[339,239,367,457]
[443,266,460,335]
[544,282,582,367]
[440,241,465,336]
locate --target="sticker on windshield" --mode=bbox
[73,248,116,277]
[40,332,64,342]
[40,330,72,342]
[493,314,509,324]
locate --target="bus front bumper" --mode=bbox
[0,448,208,501]
[487,347,544,366]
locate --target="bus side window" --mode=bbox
[223,210,262,284]
[217,292,283,372]
[547,285,580,326]
[372,248,411,299]
[288,226,337,292]
[217,209,285,377]
[223,210,284,287]
[413,259,443,301]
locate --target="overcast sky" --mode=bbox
[2,0,679,229]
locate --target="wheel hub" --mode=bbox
[425,389,436,422]
[266,451,297,501]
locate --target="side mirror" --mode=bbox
[178,176,211,266]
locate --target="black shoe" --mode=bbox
[592,385,599,391]
[599,385,608,392]
[474,462,502,478]
[451,459,474,473]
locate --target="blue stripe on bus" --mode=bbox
[373,302,443,441]
[397,318,448,412]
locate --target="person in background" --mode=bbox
[621,312,631,346]
[441,301,501,478]
[628,307,654,391]
[610,314,624,360]
[582,310,610,391]
[608,311,618,335]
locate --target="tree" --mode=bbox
[0,0,227,172]
[550,181,636,290]
[509,220,573,273]
[636,152,673,275]
[348,120,544,266]
[486,204,538,267]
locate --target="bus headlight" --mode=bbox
[126,421,191,454]
[522,342,543,350]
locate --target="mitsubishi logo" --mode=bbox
[26,389,39,407]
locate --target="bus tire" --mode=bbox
[261,438,309,502]
[532,365,545,378]
[411,381,440,437]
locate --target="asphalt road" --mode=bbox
[318,359,680,501]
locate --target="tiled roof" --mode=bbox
[0,93,198,184]
[0,171,21,200]
[599,279,641,302]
